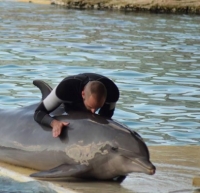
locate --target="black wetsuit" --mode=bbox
[34,73,119,127]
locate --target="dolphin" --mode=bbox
[0,80,156,182]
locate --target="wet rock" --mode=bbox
[19,0,200,14]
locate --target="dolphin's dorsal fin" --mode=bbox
[33,80,52,100]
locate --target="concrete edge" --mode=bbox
[0,166,78,193]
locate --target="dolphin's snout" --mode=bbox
[132,158,156,175]
[141,163,156,175]
[148,165,156,175]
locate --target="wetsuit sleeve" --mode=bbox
[34,86,62,127]
[98,102,116,118]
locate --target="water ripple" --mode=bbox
[0,1,200,146]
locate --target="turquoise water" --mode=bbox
[0,176,57,193]
[0,0,200,147]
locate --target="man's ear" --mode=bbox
[82,90,85,99]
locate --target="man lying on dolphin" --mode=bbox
[34,73,119,137]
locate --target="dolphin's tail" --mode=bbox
[33,80,52,100]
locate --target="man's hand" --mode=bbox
[51,119,70,138]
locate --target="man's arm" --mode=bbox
[34,86,69,137]
[97,76,119,118]
[98,102,116,118]
[34,86,61,126]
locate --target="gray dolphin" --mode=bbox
[0,80,156,182]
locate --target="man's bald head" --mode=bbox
[84,81,107,99]
[82,81,107,113]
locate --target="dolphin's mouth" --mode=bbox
[122,155,156,175]
[132,157,156,175]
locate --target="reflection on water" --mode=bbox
[0,1,199,145]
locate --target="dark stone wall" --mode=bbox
[51,0,200,14]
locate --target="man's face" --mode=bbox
[83,94,105,113]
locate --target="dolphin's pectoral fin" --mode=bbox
[30,164,90,178]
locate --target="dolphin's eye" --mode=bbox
[111,146,118,151]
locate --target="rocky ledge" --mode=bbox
[49,0,200,14]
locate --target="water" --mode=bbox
[0,1,200,192]
[0,176,57,193]
[1,1,199,146]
